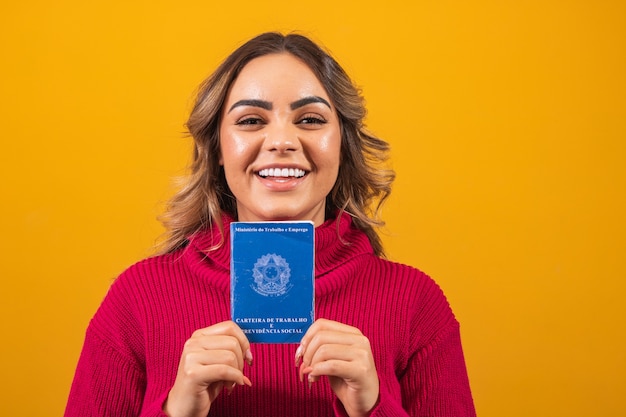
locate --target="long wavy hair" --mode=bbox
[158,32,395,257]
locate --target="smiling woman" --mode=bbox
[219,53,341,227]
[161,32,395,258]
[64,32,476,417]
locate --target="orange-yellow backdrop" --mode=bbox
[1,1,624,415]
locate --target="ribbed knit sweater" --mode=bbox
[65,213,475,416]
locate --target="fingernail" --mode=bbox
[294,345,303,367]
[245,349,253,366]
[243,375,252,387]
[308,374,314,390]
[300,366,312,383]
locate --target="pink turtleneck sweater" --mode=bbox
[65,214,475,416]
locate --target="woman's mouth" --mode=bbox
[257,168,307,179]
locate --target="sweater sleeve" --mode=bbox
[329,326,474,417]
[332,389,410,417]
[64,272,171,417]
[399,322,476,417]
[397,272,476,417]
[334,265,476,417]
[64,325,147,416]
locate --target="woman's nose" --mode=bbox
[264,124,300,152]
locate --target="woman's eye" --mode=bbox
[297,115,327,126]
[236,117,264,125]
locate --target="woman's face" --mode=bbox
[219,53,341,226]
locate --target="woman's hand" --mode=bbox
[164,321,252,417]
[296,319,380,417]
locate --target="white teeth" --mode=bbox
[258,168,306,178]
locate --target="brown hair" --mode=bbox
[159,32,395,256]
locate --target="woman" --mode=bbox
[65,32,476,417]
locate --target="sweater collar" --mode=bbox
[183,212,374,293]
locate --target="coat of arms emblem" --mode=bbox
[252,253,292,297]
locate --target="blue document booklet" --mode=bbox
[230,221,315,343]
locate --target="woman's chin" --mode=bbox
[236,205,325,225]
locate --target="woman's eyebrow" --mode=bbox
[290,96,331,110]
[228,99,273,113]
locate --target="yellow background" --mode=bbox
[1,1,624,415]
